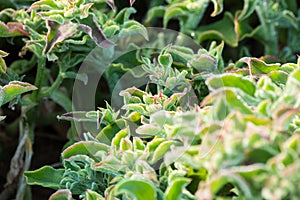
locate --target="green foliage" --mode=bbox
[1,0,300,199]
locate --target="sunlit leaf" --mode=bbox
[114,179,156,200]
[61,141,109,161]
[165,178,190,200]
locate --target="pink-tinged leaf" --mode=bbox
[78,14,115,48]
[130,0,135,6]
[0,21,29,37]
[49,189,72,200]
[106,0,115,10]
[0,81,37,106]
[45,20,78,54]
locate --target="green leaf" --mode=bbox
[197,12,237,47]
[119,20,148,40]
[86,189,104,200]
[201,88,253,119]
[150,140,179,164]
[49,189,72,200]
[0,116,6,121]
[61,141,109,161]
[0,81,37,107]
[24,166,64,190]
[114,179,156,200]
[144,6,166,26]
[112,128,129,148]
[206,74,256,96]
[28,0,60,11]
[210,172,254,199]
[96,119,126,145]
[238,57,280,74]
[269,70,288,85]
[114,7,137,24]
[238,0,258,20]
[165,178,190,200]
[188,54,216,73]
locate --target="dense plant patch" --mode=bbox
[0,0,300,199]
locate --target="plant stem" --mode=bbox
[41,64,65,97]
[31,57,46,101]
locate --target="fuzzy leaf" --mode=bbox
[24,166,64,190]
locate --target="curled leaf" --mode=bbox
[0,21,29,37]
[0,50,8,73]
[106,0,115,10]
[197,12,237,47]
[238,57,280,75]
[238,0,258,20]
[61,141,109,161]
[45,20,78,54]
[78,14,115,48]
[166,178,190,200]
[211,0,223,17]
[0,81,37,107]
